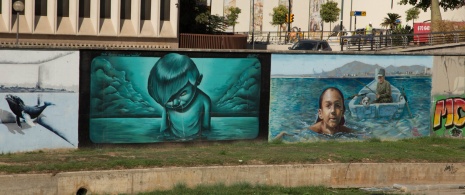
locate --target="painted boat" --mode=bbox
[348,70,406,119]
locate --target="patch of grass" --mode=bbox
[137,183,376,195]
[0,137,465,174]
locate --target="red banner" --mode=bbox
[413,23,431,43]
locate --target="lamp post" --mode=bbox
[13,1,25,45]
[252,0,255,49]
[340,0,344,51]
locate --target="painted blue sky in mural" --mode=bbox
[271,54,433,75]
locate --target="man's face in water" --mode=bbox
[166,83,196,109]
[318,89,344,129]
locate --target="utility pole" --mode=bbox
[349,0,353,31]
[340,0,344,32]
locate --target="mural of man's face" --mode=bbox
[378,76,385,84]
[166,83,196,109]
[318,89,344,130]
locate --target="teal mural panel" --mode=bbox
[269,54,432,142]
[89,52,262,143]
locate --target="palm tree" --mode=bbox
[381,13,401,30]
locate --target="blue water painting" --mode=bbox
[269,76,432,142]
[90,117,258,143]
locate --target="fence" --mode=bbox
[341,30,465,51]
[179,33,248,49]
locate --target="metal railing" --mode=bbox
[242,31,335,45]
[340,30,465,51]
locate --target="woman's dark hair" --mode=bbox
[315,87,346,125]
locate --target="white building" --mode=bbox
[0,0,179,48]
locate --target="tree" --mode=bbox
[399,0,465,11]
[405,7,420,27]
[320,1,340,39]
[179,0,208,34]
[225,6,241,33]
[399,0,465,32]
[381,13,401,30]
[270,5,288,37]
[195,12,227,34]
[179,0,226,34]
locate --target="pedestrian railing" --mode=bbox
[340,30,465,51]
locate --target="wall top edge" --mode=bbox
[0,46,464,56]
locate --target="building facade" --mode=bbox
[0,0,179,48]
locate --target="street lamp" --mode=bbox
[252,0,255,49]
[13,1,25,45]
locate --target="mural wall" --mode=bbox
[269,54,433,142]
[0,50,79,153]
[431,56,465,137]
[83,51,264,143]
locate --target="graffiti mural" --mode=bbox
[0,50,79,153]
[87,52,262,143]
[309,0,326,32]
[431,56,465,137]
[269,54,432,142]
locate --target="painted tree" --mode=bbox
[381,13,401,30]
[405,7,420,27]
[225,6,242,33]
[320,1,340,39]
[270,4,288,37]
[399,0,465,32]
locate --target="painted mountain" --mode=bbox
[315,61,431,77]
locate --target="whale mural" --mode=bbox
[0,50,79,153]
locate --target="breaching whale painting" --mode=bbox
[89,52,261,143]
[0,50,79,153]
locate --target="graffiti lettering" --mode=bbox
[433,98,465,130]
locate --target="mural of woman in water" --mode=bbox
[147,53,211,140]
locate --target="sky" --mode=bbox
[271,54,433,75]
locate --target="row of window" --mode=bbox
[2,0,170,20]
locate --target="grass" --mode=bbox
[0,136,465,174]
[135,183,386,195]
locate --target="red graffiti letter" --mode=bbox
[444,99,454,128]
[434,100,445,129]
[434,99,454,129]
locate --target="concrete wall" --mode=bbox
[431,56,465,137]
[0,163,464,194]
[0,48,463,151]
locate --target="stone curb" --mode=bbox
[393,183,465,192]
[1,163,464,195]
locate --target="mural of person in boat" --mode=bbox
[375,68,393,103]
[309,87,354,135]
[147,53,212,140]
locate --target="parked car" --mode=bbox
[288,40,332,51]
